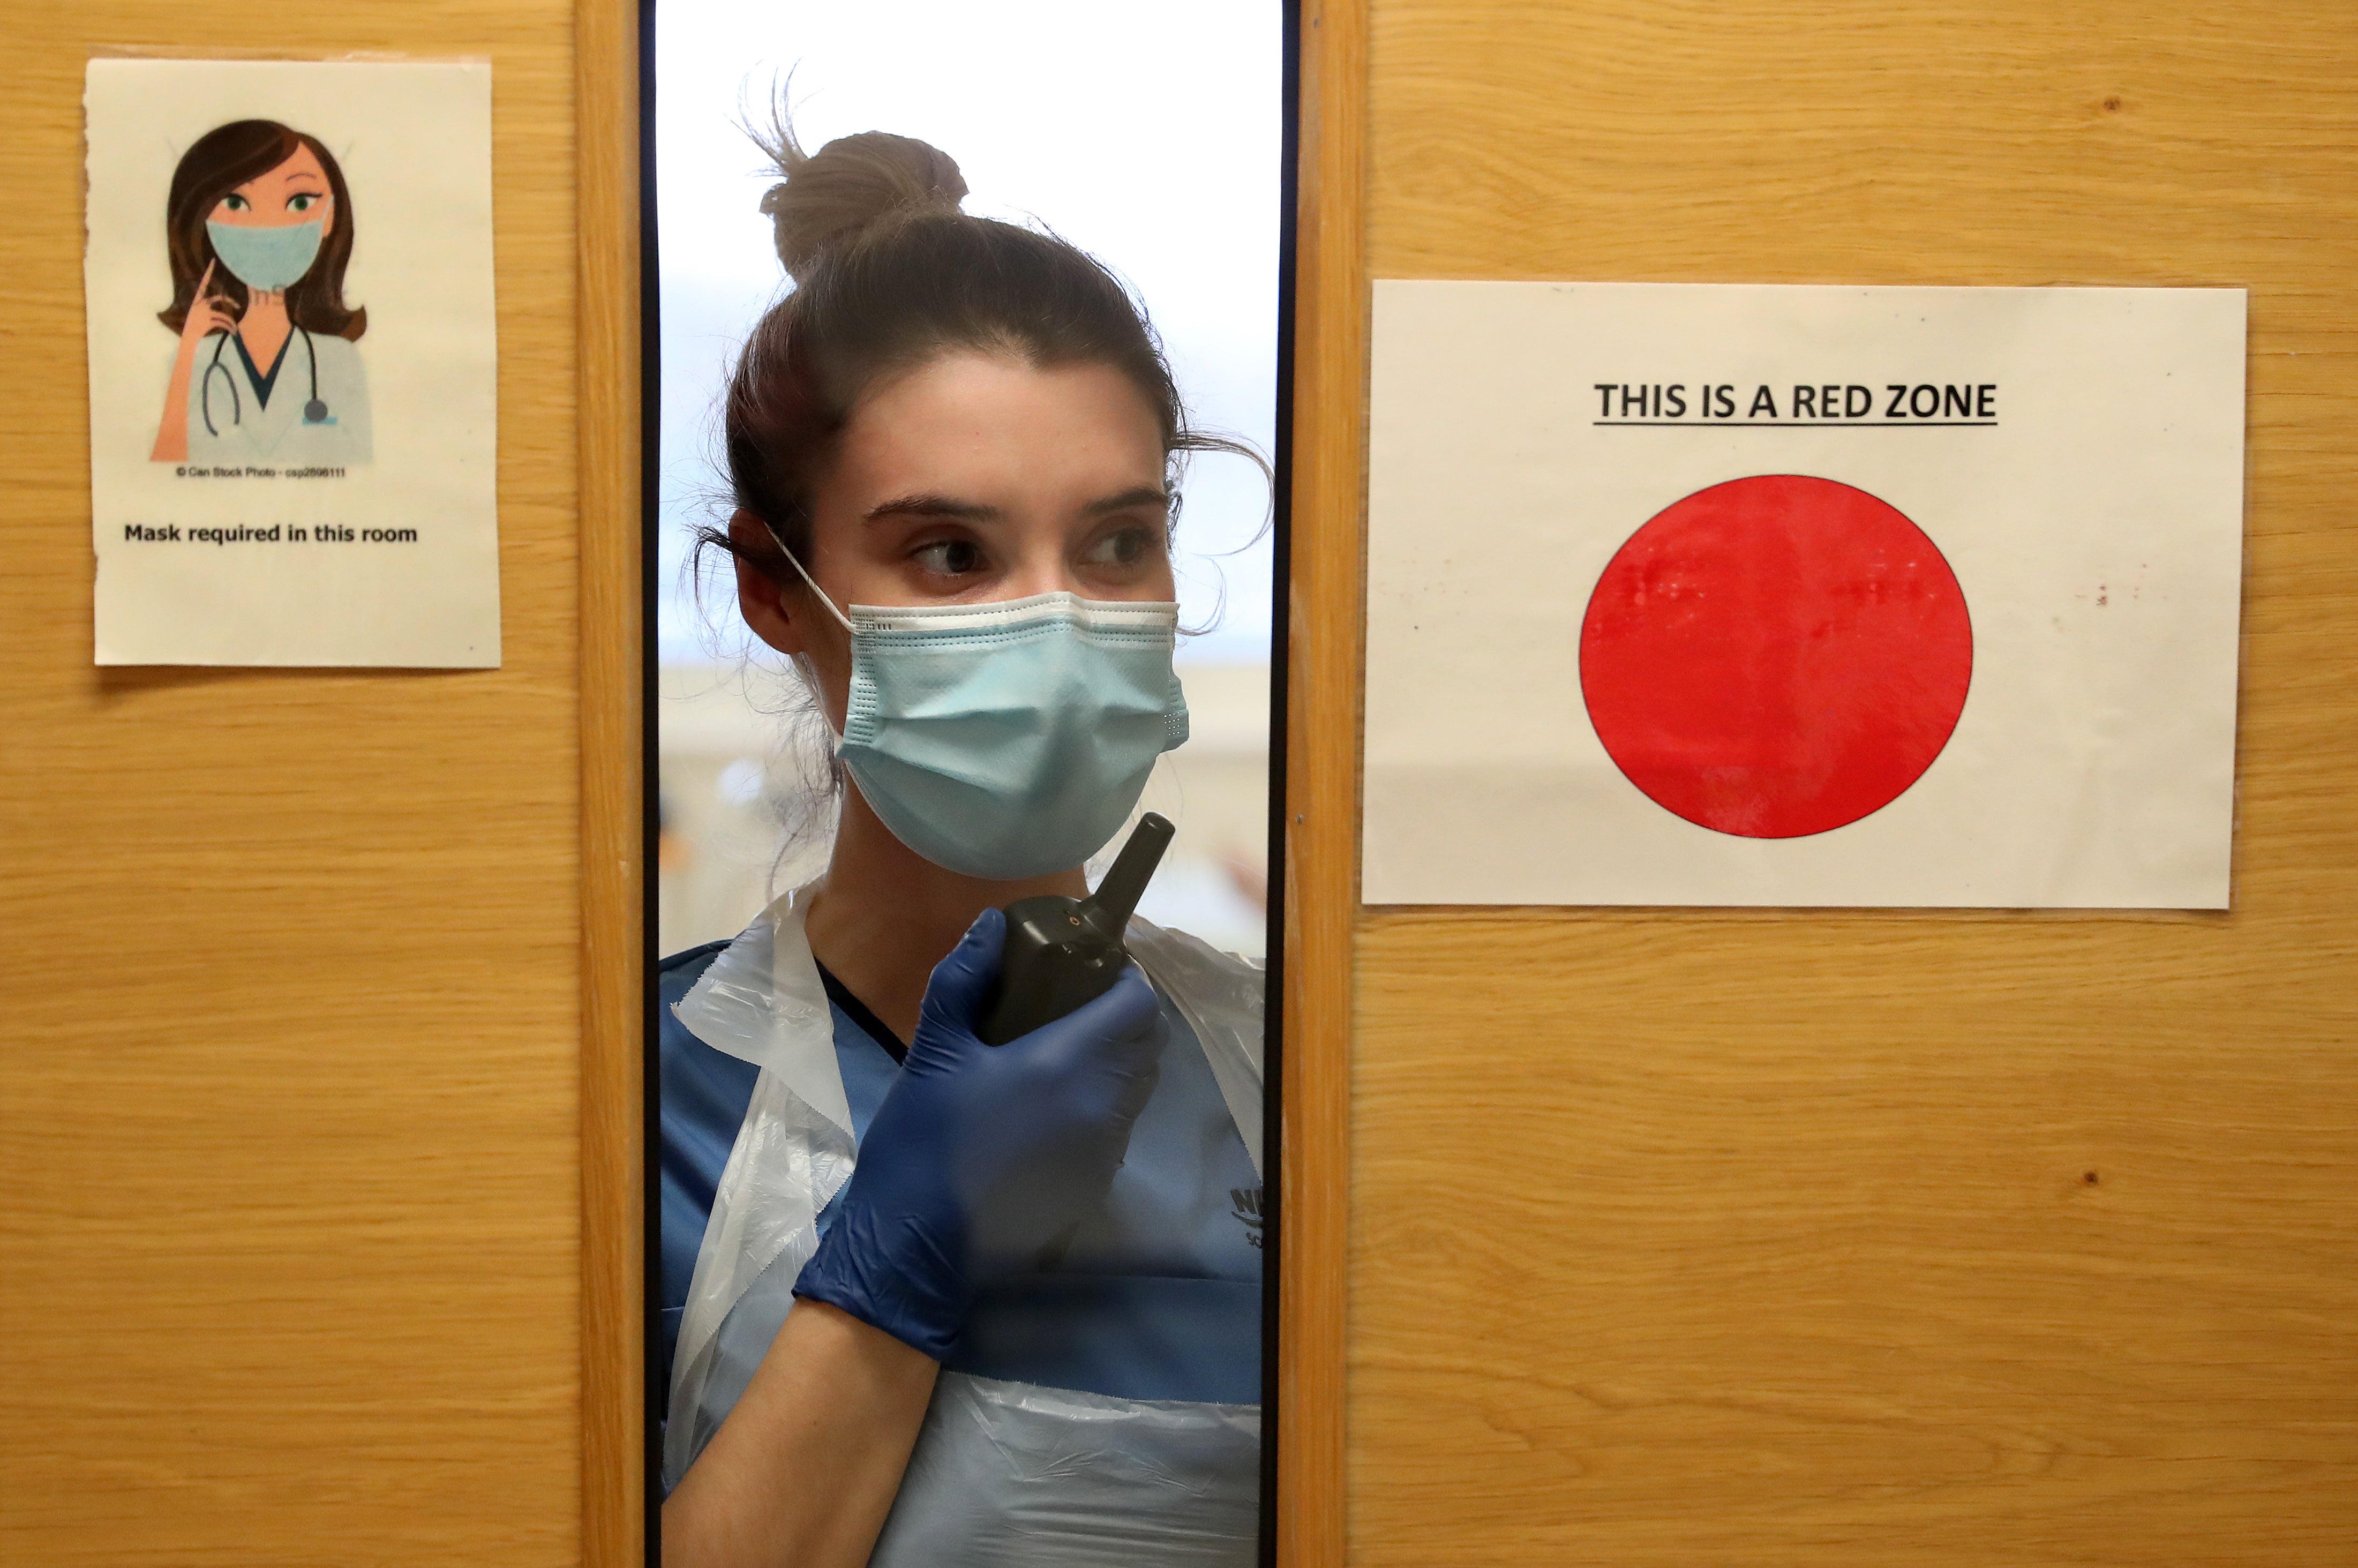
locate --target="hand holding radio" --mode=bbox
[793,905,1166,1359]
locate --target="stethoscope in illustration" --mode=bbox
[199,326,333,436]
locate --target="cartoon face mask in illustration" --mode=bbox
[204,219,324,291]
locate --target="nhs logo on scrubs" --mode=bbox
[1229,1188,1264,1249]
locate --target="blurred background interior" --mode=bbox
[654,0,1280,959]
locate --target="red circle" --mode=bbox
[1579,474,1972,839]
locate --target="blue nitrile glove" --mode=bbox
[793,907,1166,1360]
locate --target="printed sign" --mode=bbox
[1363,282,2247,908]
[84,58,499,666]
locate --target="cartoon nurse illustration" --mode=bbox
[149,119,373,465]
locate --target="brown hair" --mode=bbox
[156,119,366,342]
[705,115,1261,583]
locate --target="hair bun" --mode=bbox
[755,124,968,279]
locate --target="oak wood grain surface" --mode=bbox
[1281,3,1369,1565]
[1345,1,2358,1563]
[576,0,644,1562]
[0,8,584,1564]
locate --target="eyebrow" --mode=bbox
[1083,485,1172,518]
[863,494,1000,524]
[235,177,327,197]
[861,486,1169,526]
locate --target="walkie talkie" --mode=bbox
[978,813,1176,1046]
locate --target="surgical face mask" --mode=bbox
[206,219,325,292]
[775,542,1189,880]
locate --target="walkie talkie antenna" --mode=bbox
[1088,812,1175,927]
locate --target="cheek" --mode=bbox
[1140,539,1180,597]
[801,641,853,731]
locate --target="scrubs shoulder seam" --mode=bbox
[659,939,731,977]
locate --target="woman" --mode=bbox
[659,123,1268,1567]
[151,119,373,466]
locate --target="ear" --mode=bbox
[730,509,813,656]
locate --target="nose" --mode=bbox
[997,541,1090,601]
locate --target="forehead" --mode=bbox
[833,354,1163,496]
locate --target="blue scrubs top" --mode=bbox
[657,942,1264,1414]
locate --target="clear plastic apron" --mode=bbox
[665,885,1265,1565]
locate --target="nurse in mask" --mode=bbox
[659,123,1268,1567]
[150,119,373,467]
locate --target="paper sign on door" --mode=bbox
[1362,282,2246,909]
[84,58,500,667]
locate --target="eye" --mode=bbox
[288,193,318,213]
[1082,526,1159,569]
[911,537,986,577]
[222,194,250,213]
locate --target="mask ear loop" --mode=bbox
[754,517,854,748]
[756,517,855,636]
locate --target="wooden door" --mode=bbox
[0,6,610,1563]
[1285,1,2358,1562]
